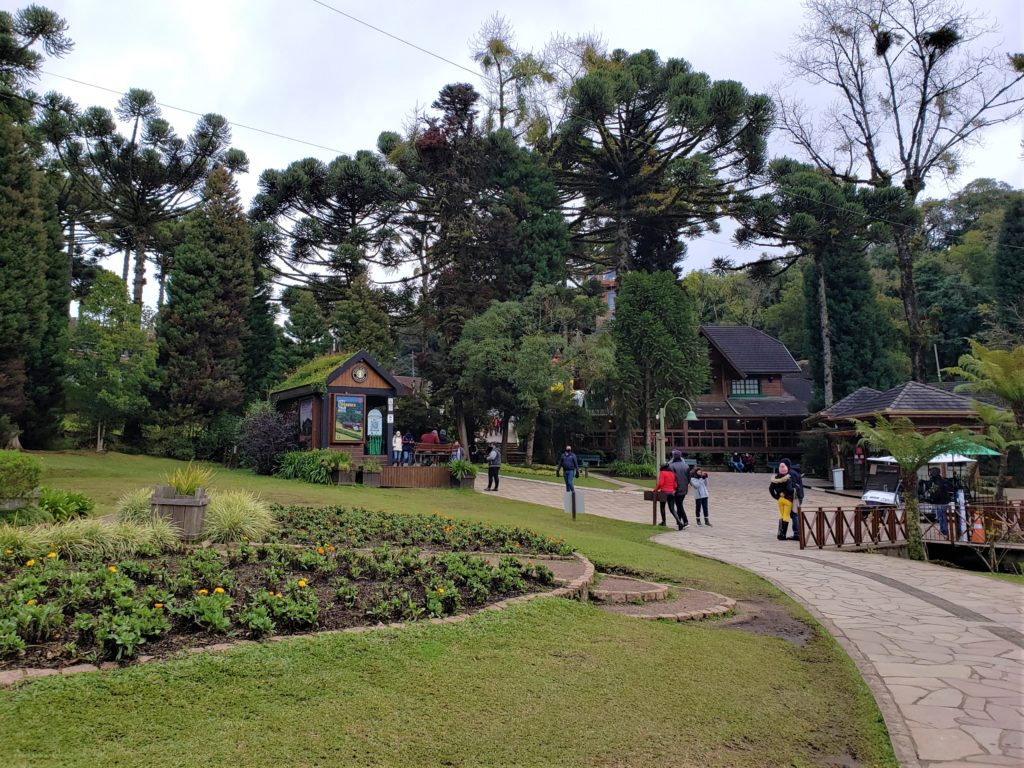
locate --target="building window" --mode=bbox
[606,289,616,312]
[730,378,762,397]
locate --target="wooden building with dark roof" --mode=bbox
[806,381,989,485]
[585,325,813,463]
[270,351,408,462]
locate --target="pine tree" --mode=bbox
[242,267,283,401]
[282,288,330,367]
[994,197,1024,333]
[329,275,395,364]
[21,173,70,447]
[804,245,905,408]
[0,113,48,428]
[158,167,253,419]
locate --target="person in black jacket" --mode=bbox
[927,467,950,535]
[556,445,581,492]
[769,461,799,540]
[668,450,691,529]
[780,457,803,540]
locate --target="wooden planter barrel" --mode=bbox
[151,486,209,542]
[451,475,476,490]
[362,471,382,488]
[332,469,354,486]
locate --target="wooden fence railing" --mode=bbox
[798,501,1024,550]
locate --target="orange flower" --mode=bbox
[327,545,336,552]
[197,588,209,596]
[267,590,276,597]
[297,579,307,588]
[317,547,325,555]
[154,603,164,609]
[275,592,283,599]
[213,587,225,594]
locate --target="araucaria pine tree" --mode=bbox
[158,167,254,419]
[994,197,1024,334]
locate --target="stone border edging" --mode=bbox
[630,589,736,621]
[0,551,595,688]
[591,575,669,603]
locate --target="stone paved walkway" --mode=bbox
[483,472,1024,768]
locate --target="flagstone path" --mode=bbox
[483,472,1024,768]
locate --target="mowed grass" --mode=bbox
[1,451,898,767]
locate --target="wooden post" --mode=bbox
[571,490,577,521]
[854,507,862,546]
[835,508,845,547]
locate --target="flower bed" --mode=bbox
[0,506,563,670]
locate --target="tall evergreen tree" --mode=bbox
[281,287,330,367]
[0,113,49,429]
[242,223,284,401]
[329,275,395,364]
[994,197,1024,333]
[157,167,253,419]
[803,245,905,409]
[611,271,708,458]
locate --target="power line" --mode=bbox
[39,71,348,155]
[308,0,489,84]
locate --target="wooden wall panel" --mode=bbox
[329,365,390,390]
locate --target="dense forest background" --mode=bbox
[1,2,1021,465]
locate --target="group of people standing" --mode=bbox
[653,450,712,530]
[391,430,466,467]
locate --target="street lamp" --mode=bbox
[656,396,698,469]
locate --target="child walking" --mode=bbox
[654,463,684,529]
[689,468,711,526]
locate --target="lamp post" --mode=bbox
[656,396,698,469]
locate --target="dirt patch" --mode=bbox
[599,589,727,618]
[713,597,815,647]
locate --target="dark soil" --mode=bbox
[712,597,815,647]
[2,549,557,671]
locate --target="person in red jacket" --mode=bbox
[654,463,684,529]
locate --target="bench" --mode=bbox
[577,453,603,467]
[412,442,460,465]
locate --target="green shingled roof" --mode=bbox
[270,353,356,394]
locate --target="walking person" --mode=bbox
[392,431,404,465]
[668,450,691,529]
[556,445,581,493]
[401,431,415,466]
[769,461,799,541]
[690,467,711,526]
[654,463,684,529]
[485,445,501,491]
[779,457,803,539]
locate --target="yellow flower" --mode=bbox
[327,545,336,552]
[275,592,283,599]
[3,549,12,555]
[25,559,36,567]
[197,588,209,596]
[154,603,164,609]
[437,587,445,594]
[107,565,117,573]
[213,587,225,594]
[267,590,276,597]
[26,599,37,606]
[297,580,307,588]
[47,552,57,559]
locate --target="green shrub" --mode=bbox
[141,424,195,461]
[193,414,241,462]
[362,459,383,473]
[0,450,42,499]
[607,460,656,479]
[448,459,477,479]
[0,618,26,658]
[202,491,276,543]
[38,488,95,522]
[164,460,215,495]
[276,450,347,485]
[115,488,154,523]
[0,505,53,527]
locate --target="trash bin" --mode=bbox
[832,467,845,491]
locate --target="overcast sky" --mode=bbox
[27,0,1024,307]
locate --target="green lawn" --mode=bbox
[0,451,897,767]
[495,465,619,490]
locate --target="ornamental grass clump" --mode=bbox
[202,491,276,543]
[164,460,215,495]
[115,488,154,523]
[0,518,179,560]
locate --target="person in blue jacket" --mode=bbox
[556,445,581,492]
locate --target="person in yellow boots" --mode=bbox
[769,461,799,541]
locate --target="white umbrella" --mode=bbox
[867,454,977,465]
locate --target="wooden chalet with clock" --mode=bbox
[270,351,408,463]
